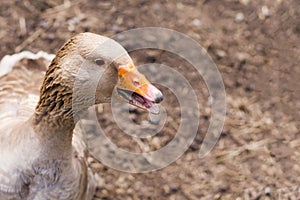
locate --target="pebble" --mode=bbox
[264,186,271,195]
[240,0,250,5]
[141,120,150,126]
[39,20,48,28]
[236,52,248,61]
[262,6,270,17]
[259,5,270,20]
[112,24,122,32]
[192,19,202,27]
[216,49,226,58]
[235,12,245,22]
[177,2,184,10]
[152,137,160,147]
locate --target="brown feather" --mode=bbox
[0,33,132,200]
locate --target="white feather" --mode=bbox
[0,51,55,77]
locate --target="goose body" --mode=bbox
[0,33,163,200]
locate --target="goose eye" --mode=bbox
[95,59,105,66]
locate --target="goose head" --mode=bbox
[36,32,163,127]
[77,32,163,112]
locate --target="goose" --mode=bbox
[0,32,163,200]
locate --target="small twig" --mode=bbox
[15,29,43,52]
[19,17,27,36]
[132,137,150,152]
[41,0,82,17]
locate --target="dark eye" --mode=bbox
[95,59,105,65]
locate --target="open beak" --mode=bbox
[116,64,163,114]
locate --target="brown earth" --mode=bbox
[0,0,299,199]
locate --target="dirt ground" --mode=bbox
[0,0,299,199]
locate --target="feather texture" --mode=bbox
[0,32,162,200]
[0,33,125,200]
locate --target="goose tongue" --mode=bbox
[116,85,162,114]
[131,91,160,114]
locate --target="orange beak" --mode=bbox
[116,63,163,114]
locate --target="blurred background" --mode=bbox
[0,0,299,199]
